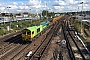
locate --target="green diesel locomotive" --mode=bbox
[22,15,63,41]
[22,21,50,41]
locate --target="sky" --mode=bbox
[0,0,90,13]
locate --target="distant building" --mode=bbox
[23,12,28,17]
[15,12,28,18]
[0,12,13,17]
[55,14,60,16]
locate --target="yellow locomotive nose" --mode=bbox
[22,29,31,41]
[22,34,31,40]
[22,34,28,40]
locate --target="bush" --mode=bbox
[0,19,46,36]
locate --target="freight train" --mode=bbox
[22,15,63,41]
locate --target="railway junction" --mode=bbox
[0,15,90,60]
[0,1,90,60]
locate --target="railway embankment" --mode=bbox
[70,17,90,52]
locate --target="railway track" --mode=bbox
[41,16,71,60]
[0,15,65,60]
[62,17,75,60]
[15,16,64,60]
[0,31,22,53]
[0,37,24,59]
[62,16,90,60]
[67,21,90,59]
[0,31,27,60]
[0,31,21,42]
[53,16,71,60]
[0,20,54,60]
[0,35,23,56]
[0,15,89,60]
[29,21,60,60]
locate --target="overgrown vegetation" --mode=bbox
[0,19,46,37]
[70,17,90,51]
[71,19,86,33]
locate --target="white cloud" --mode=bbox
[0,7,5,12]
[0,4,6,12]
[6,4,18,10]
[0,0,90,13]
[16,0,43,13]
[65,0,75,4]
[28,0,42,8]
[52,0,67,12]
[53,0,66,6]
[12,2,18,5]
[52,0,90,13]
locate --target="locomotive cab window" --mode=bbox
[22,29,30,34]
[22,31,26,34]
[22,30,26,34]
[32,31,34,34]
[37,28,40,33]
[27,31,31,34]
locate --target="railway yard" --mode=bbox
[0,15,90,60]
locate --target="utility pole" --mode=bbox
[80,2,84,34]
[45,2,48,20]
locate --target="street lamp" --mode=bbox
[7,7,11,29]
[36,9,38,20]
[39,9,42,20]
[36,8,39,20]
[41,10,42,19]
[29,9,32,23]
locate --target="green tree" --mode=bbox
[42,10,48,17]
[48,12,55,18]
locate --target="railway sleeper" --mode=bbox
[34,53,41,58]
[36,48,45,55]
[33,45,49,58]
